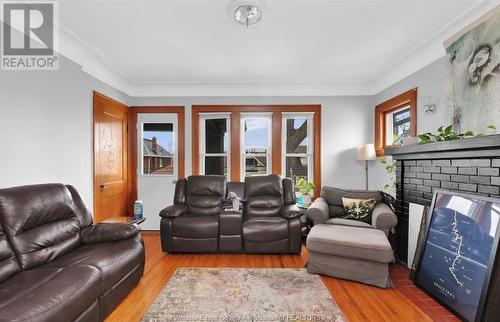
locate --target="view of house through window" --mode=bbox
[241,115,272,179]
[142,123,174,175]
[283,115,313,182]
[201,115,230,177]
[386,106,411,145]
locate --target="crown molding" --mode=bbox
[54,0,499,97]
[125,82,376,97]
[58,25,134,94]
[58,26,376,96]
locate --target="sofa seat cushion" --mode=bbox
[243,217,289,242]
[307,224,393,263]
[172,215,219,238]
[0,265,101,322]
[34,234,144,292]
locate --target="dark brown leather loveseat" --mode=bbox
[0,184,145,322]
[160,175,302,254]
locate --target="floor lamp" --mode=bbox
[357,143,377,190]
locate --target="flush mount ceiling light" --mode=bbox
[229,0,264,27]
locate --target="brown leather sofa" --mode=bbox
[0,184,145,322]
[160,175,302,254]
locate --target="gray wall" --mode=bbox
[370,56,448,192]
[0,56,131,208]
[0,54,378,211]
[0,51,451,208]
[375,56,448,134]
[130,96,375,191]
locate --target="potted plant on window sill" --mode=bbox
[295,178,315,207]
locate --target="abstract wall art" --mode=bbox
[444,6,500,134]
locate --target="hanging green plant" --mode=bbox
[380,156,396,192]
[417,125,496,144]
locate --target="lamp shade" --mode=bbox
[357,143,376,161]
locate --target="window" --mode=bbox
[142,123,174,175]
[386,106,411,145]
[192,105,321,196]
[200,114,230,178]
[240,113,272,180]
[375,89,417,156]
[282,113,313,183]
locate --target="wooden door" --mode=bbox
[93,92,129,222]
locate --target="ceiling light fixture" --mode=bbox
[230,1,264,27]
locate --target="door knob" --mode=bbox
[100,185,105,192]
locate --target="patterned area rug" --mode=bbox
[143,268,345,322]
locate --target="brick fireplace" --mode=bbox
[385,135,500,263]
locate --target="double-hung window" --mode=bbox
[282,113,314,183]
[200,113,230,178]
[240,113,272,180]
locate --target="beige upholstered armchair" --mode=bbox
[306,187,397,235]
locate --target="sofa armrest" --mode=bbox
[372,203,398,232]
[159,204,188,218]
[306,197,329,226]
[81,223,140,244]
[280,204,304,220]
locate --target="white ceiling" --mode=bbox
[53,0,499,96]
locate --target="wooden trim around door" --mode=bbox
[128,106,185,213]
[375,88,417,156]
[192,105,321,196]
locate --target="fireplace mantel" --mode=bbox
[383,134,500,263]
[385,134,500,160]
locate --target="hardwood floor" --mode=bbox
[106,232,433,322]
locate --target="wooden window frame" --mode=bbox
[128,106,185,214]
[192,105,321,197]
[375,88,417,156]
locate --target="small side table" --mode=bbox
[296,204,310,238]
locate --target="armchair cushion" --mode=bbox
[280,204,303,219]
[80,223,140,245]
[306,197,329,226]
[371,203,398,232]
[160,204,188,218]
[322,187,381,208]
